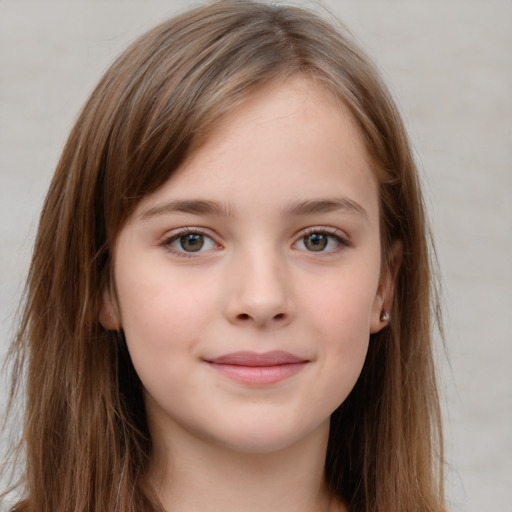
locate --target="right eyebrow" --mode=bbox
[139,199,231,220]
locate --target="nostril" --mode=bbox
[234,312,287,322]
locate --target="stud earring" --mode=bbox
[380,311,390,323]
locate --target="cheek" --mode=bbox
[114,259,220,377]
[315,281,372,371]
[116,276,216,413]
[297,261,379,401]
[301,260,380,335]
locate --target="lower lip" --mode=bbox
[206,362,307,386]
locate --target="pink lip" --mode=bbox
[204,351,309,386]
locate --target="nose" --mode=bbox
[224,247,294,328]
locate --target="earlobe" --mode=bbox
[99,288,121,331]
[370,241,402,334]
[370,300,389,334]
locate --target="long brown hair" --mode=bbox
[2,1,445,510]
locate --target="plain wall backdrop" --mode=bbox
[1,1,511,510]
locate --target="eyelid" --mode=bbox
[299,225,347,236]
[299,226,350,241]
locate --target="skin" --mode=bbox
[102,77,396,512]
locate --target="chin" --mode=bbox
[204,417,329,456]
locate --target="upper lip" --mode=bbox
[204,350,308,367]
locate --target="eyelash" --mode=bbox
[160,226,350,258]
[161,228,219,258]
[295,227,350,253]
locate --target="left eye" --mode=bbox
[294,231,345,252]
[166,232,217,253]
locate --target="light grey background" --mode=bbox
[1,1,511,511]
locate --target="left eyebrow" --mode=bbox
[283,196,368,219]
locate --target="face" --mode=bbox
[102,78,394,455]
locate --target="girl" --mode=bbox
[2,1,445,510]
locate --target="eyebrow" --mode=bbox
[140,196,367,220]
[140,199,231,219]
[283,197,368,219]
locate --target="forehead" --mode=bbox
[133,77,378,223]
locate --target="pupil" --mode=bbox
[180,234,204,252]
[305,233,327,251]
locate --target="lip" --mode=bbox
[204,350,309,386]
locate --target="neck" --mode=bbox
[148,420,344,512]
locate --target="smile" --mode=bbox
[204,350,309,386]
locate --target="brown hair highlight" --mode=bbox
[2,1,445,510]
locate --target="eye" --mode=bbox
[163,229,218,255]
[294,229,348,253]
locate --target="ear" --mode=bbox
[370,241,402,334]
[99,287,121,331]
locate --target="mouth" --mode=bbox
[203,350,309,386]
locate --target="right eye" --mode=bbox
[163,230,218,256]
